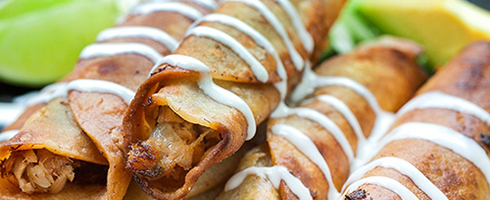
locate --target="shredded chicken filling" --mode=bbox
[1,149,77,194]
[1,149,108,194]
[128,106,221,180]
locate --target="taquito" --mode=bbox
[123,0,346,199]
[342,41,490,200]
[219,37,426,199]
[0,1,215,199]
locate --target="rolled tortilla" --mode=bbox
[218,37,426,199]
[0,1,213,199]
[342,41,490,199]
[123,0,346,199]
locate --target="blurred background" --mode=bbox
[469,0,490,10]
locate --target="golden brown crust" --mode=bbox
[345,42,490,199]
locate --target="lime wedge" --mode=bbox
[0,0,119,87]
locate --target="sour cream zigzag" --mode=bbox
[344,157,448,200]
[316,95,366,144]
[271,124,341,199]
[397,91,490,126]
[291,67,386,118]
[271,103,354,162]
[191,13,288,98]
[274,0,314,54]
[361,122,490,185]
[27,79,136,106]
[225,0,304,71]
[342,122,490,199]
[80,43,163,64]
[291,66,395,141]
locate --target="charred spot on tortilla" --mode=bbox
[345,189,368,200]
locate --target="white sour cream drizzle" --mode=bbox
[96,26,179,51]
[397,91,490,126]
[190,13,288,96]
[271,124,340,199]
[360,122,490,186]
[291,66,395,141]
[344,157,448,200]
[340,91,490,198]
[287,64,395,172]
[130,2,203,21]
[225,0,304,71]
[185,26,269,82]
[259,56,377,199]
[316,95,366,144]
[27,79,136,105]
[225,166,312,200]
[271,103,354,162]
[80,43,163,64]
[342,176,419,200]
[0,130,20,142]
[158,55,256,140]
[25,83,66,106]
[274,0,313,54]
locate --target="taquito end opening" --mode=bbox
[127,106,221,183]
[0,149,108,194]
